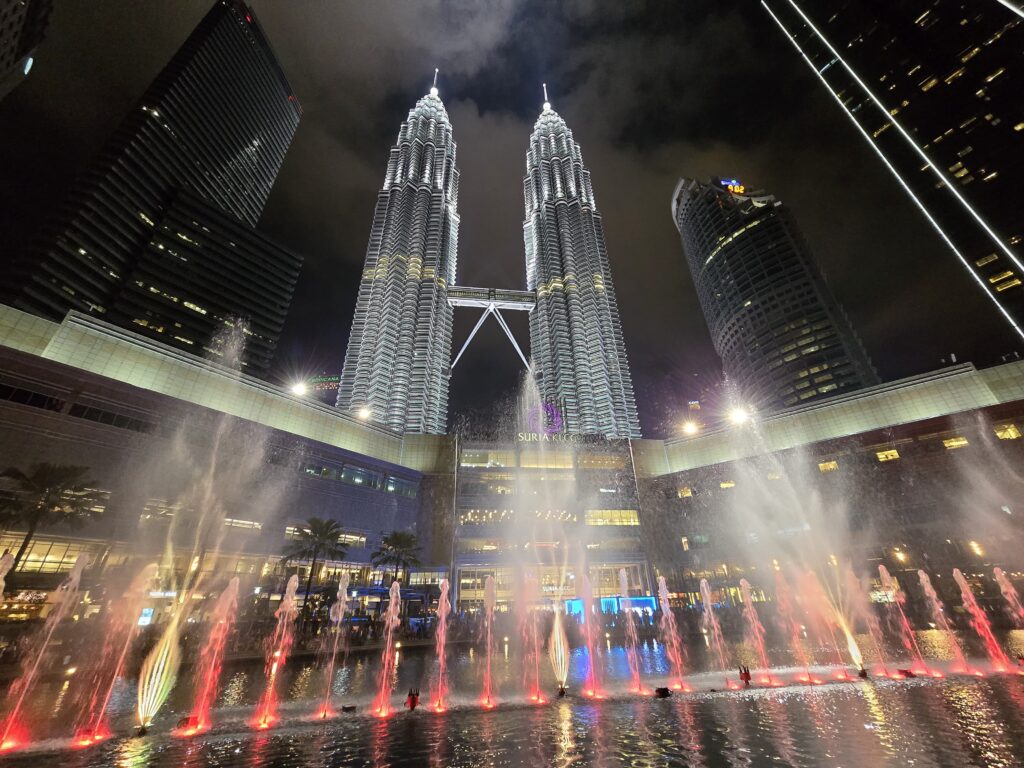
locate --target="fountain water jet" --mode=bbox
[372,581,402,717]
[739,579,777,685]
[800,571,849,676]
[0,555,87,752]
[953,568,1009,672]
[699,578,734,687]
[430,578,451,712]
[549,607,570,691]
[619,569,643,693]
[841,565,888,676]
[516,574,544,703]
[179,576,240,735]
[481,575,497,708]
[878,566,932,676]
[316,573,350,720]
[657,575,687,691]
[252,574,299,728]
[917,570,970,674]
[580,573,605,697]
[993,567,1024,628]
[75,561,158,744]
[137,613,182,732]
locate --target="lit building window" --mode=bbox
[876,449,900,462]
[677,487,693,498]
[584,509,639,526]
[995,424,1021,440]
[969,540,984,557]
[943,436,969,449]
[719,480,736,489]
[681,536,690,551]
[818,460,839,473]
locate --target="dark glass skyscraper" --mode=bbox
[763,0,1024,345]
[6,1,301,372]
[672,177,878,412]
[336,81,459,434]
[523,97,641,439]
[0,0,51,102]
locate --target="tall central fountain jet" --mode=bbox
[523,89,641,438]
[337,74,459,433]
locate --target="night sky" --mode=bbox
[1,1,1018,437]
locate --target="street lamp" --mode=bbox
[357,406,372,420]
[290,381,307,396]
[681,420,700,436]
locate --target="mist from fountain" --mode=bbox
[918,570,970,674]
[579,573,604,697]
[619,569,643,693]
[372,581,402,717]
[74,561,158,744]
[316,573,350,720]
[253,574,299,728]
[0,555,88,751]
[878,566,932,676]
[953,568,1009,671]
[481,575,497,707]
[774,571,816,683]
[799,570,849,673]
[657,575,687,691]
[739,579,776,685]
[431,577,451,712]
[182,576,240,734]
[517,574,544,702]
[993,567,1024,628]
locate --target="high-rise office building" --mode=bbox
[6,1,301,370]
[672,177,879,412]
[523,96,641,439]
[336,80,459,434]
[0,0,51,102]
[108,190,302,377]
[763,0,1024,345]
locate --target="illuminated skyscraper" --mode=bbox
[763,0,1024,344]
[336,77,459,434]
[0,0,51,102]
[672,177,878,412]
[523,93,641,438]
[5,1,302,374]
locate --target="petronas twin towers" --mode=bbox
[338,81,640,439]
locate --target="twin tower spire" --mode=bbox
[337,75,641,439]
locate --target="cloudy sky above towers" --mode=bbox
[0,0,1017,435]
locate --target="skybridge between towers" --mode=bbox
[448,286,535,373]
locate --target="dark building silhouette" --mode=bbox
[0,0,51,101]
[764,0,1024,348]
[5,1,301,375]
[672,177,878,412]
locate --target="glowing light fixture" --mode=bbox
[357,406,372,420]
[290,381,307,396]
[727,406,751,425]
[682,420,700,436]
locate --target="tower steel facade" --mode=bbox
[5,0,302,374]
[523,97,641,438]
[673,177,879,413]
[763,0,1024,345]
[336,80,459,434]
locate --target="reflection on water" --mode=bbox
[4,635,1024,767]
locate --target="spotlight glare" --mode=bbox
[290,381,307,396]
[728,407,751,425]
[682,420,700,436]
[357,406,372,420]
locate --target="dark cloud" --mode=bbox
[0,1,1016,438]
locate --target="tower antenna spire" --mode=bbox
[542,83,551,111]
[430,68,439,97]
[433,68,439,89]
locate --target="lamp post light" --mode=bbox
[290,381,308,397]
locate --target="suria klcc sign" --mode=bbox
[517,402,579,442]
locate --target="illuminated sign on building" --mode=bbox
[719,178,746,195]
[308,373,341,392]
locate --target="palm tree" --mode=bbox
[0,464,104,572]
[371,530,421,586]
[280,517,349,626]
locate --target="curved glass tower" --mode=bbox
[523,98,641,439]
[337,83,459,434]
[672,177,878,412]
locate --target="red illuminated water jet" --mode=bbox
[657,576,687,692]
[429,578,452,713]
[251,575,299,730]
[954,568,1010,672]
[371,581,403,717]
